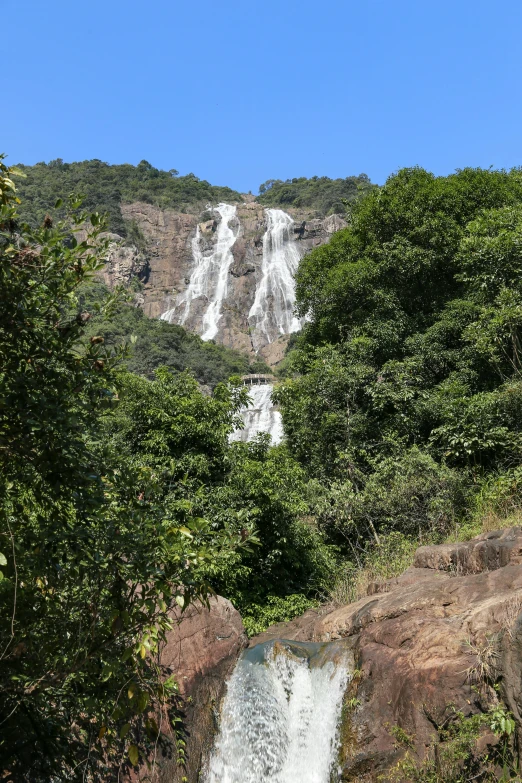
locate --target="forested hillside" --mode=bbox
[14,158,242,235]
[275,165,522,569]
[79,282,269,386]
[4,157,522,779]
[257,174,374,215]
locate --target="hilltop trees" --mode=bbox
[258,174,374,215]
[14,159,242,235]
[276,167,522,546]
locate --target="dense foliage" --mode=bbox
[276,166,522,550]
[14,158,242,235]
[0,160,249,779]
[79,281,269,386]
[103,382,335,636]
[257,174,374,215]
[7,151,522,779]
[0,158,333,779]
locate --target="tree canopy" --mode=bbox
[275,166,522,546]
[257,174,374,215]
[14,159,242,235]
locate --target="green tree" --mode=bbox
[0,157,242,780]
[276,166,522,549]
[102,376,335,636]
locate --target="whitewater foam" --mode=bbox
[206,640,350,783]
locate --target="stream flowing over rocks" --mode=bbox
[135,528,522,782]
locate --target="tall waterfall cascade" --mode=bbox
[160,205,303,349]
[160,204,239,340]
[206,640,351,783]
[159,205,304,445]
[249,209,304,350]
[229,384,283,445]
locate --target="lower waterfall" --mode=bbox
[229,384,283,445]
[205,640,350,783]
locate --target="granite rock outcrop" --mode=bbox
[251,527,522,781]
[132,596,246,783]
[101,200,346,365]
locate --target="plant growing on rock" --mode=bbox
[382,707,519,783]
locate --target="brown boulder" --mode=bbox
[414,526,522,574]
[134,596,246,782]
[251,529,522,781]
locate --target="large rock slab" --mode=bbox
[251,528,522,781]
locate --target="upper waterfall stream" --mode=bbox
[160,205,302,350]
[249,208,303,350]
[160,204,239,339]
[206,640,350,783]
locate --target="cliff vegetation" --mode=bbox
[79,282,270,386]
[14,158,242,235]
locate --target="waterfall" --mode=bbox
[229,384,283,445]
[160,204,238,340]
[249,209,303,350]
[206,640,350,783]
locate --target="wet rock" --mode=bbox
[253,528,522,781]
[199,219,217,234]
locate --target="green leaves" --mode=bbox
[0,161,243,778]
[128,744,139,766]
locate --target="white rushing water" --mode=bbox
[206,640,350,783]
[160,204,238,340]
[249,209,303,350]
[229,384,283,445]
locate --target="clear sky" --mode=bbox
[3,0,522,193]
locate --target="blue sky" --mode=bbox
[3,0,522,192]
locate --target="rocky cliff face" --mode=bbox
[252,527,522,782]
[102,200,346,365]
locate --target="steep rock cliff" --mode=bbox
[101,200,346,365]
